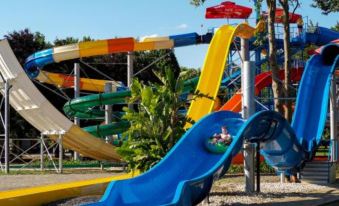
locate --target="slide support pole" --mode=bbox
[105,82,113,143]
[127,52,134,87]
[241,38,256,193]
[58,133,63,174]
[329,74,337,183]
[4,80,10,174]
[73,63,80,160]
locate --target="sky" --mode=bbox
[0,0,338,68]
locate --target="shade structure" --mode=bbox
[205,1,252,19]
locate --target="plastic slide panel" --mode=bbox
[24,32,205,79]
[185,22,263,128]
[88,110,305,206]
[36,71,125,92]
[291,44,339,153]
[0,40,120,161]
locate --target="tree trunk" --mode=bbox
[267,0,284,114]
[280,0,292,122]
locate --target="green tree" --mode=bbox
[312,0,339,15]
[53,37,79,46]
[331,21,339,32]
[190,0,206,7]
[180,67,200,80]
[4,28,51,64]
[117,68,190,171]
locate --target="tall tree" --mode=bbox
[4,29,51,64]
[118,68,190,171]
[267,0,284,113]
[312,0,339,15]
[278,0,300,121]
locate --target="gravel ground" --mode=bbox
[205,175,339,206]
[2,173,339,206]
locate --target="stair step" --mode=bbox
[301,175,328,180]
[302,168,329,172]
[302,172,328,176]
[305,161,329,165]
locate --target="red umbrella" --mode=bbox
[205,1,252,19]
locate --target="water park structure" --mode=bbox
[0,1,339,205]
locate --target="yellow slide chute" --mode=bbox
[185,22,264,128]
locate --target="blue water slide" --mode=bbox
[86,110,305,206]
[169,33,199,47]
[86,43,339,206]
[24,48,54,79]
[292,44,339,155]
[304,27,339,46]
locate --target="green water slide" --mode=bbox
[63,77,199,138]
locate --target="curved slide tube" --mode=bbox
[24,32,213,79]
[292,44,339,154]
[37,71,126,92]
[88,110,303,206]
[87,43,339,206]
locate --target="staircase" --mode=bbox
[301,161,331,184]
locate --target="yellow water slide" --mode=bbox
[185,21,264,128]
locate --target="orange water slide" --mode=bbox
[220,68,304,113]
[37,71,123,92]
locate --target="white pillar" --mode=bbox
[242,61,255,118]
[4,80,10,174]
[329,75,337,183]
[127,52,134,110]
[244,143,255,192]
[73,63,80,160]
[58,134,63,174]
[105,82,113,143]
[241,38,256,193]
[127,52,134,87]
[330,76,337,162]
[40,134,44,171]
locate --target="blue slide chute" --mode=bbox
[87,44,339,206]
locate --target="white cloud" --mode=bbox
[176,23,188,29]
